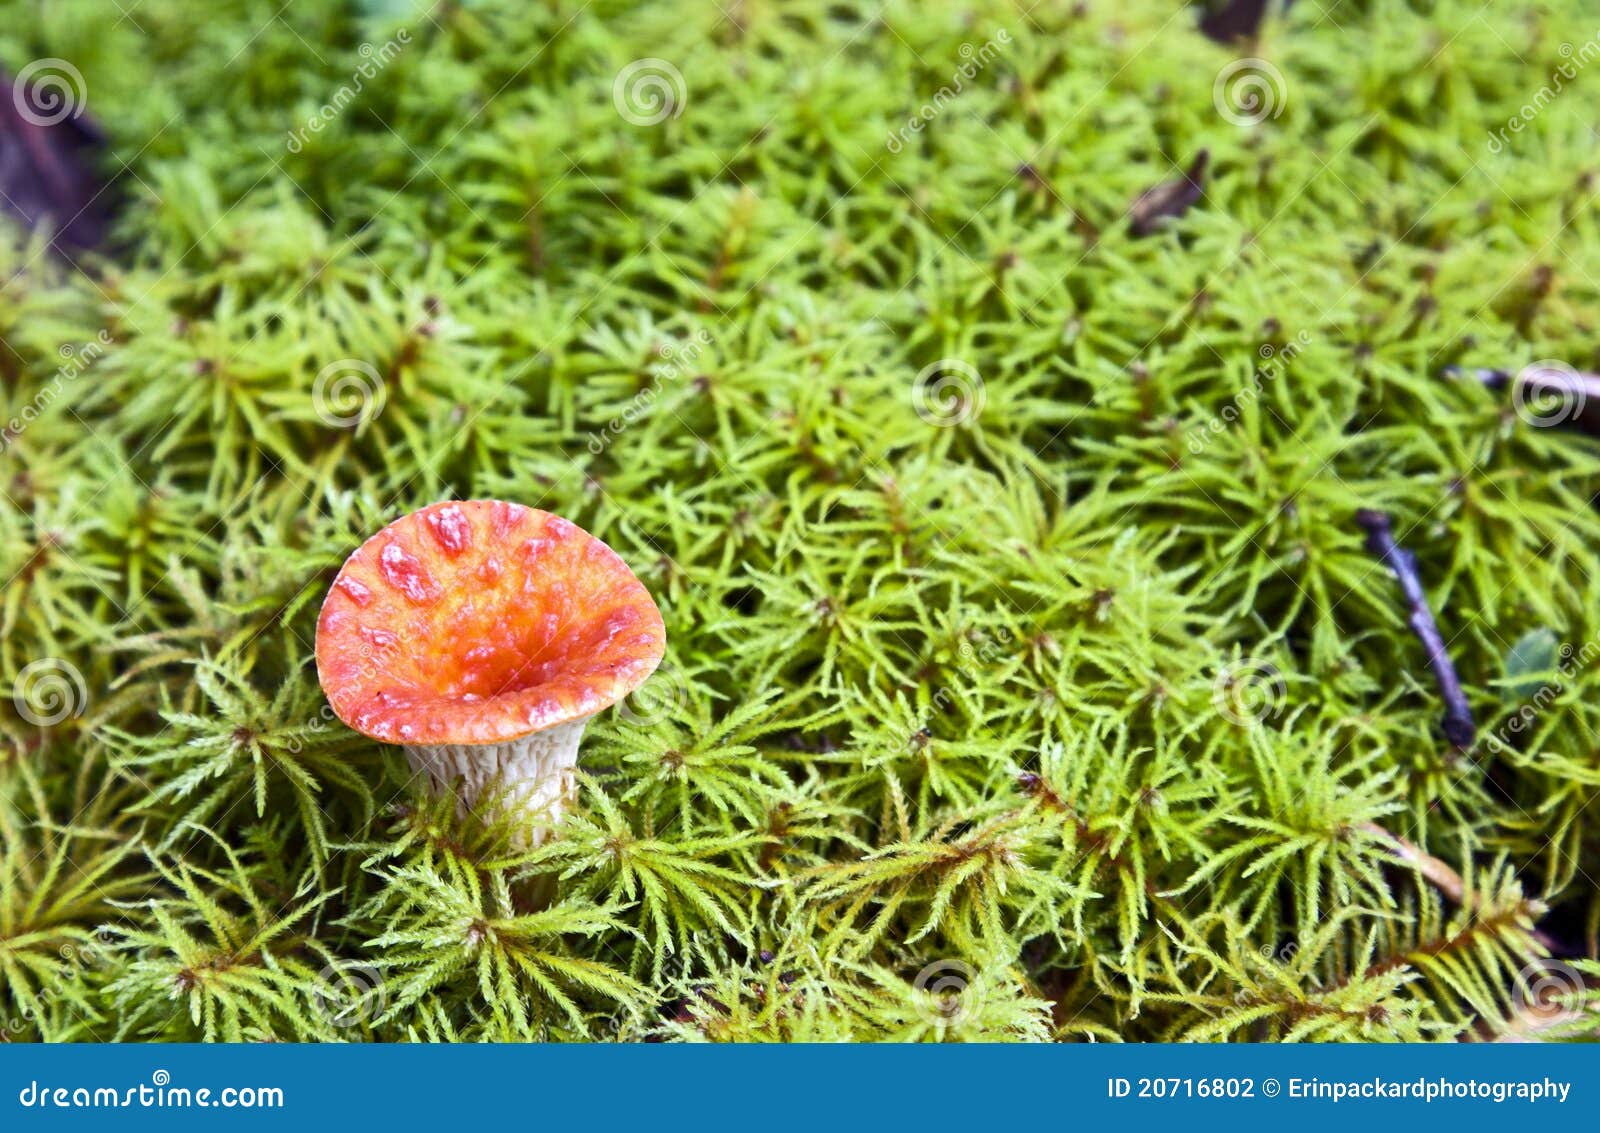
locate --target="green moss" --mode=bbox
[2,0,1599,1041]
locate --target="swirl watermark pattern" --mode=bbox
[13,659,88,726]
[13,58,88,126]
[1211,658,1286,727]
[912,359,985,427]
[310,963,387,1028]
[1259,939,1300,963]
[912,959,980,1024]
[1512,959,1586,1023]
[1213,58,1286,126]
[312,360,386,428]
[614,659,689,728]
[1512,360,1587,428]
[1,928,117,1040]
[612,59,686,125]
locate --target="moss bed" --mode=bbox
[2,0,1600,1041]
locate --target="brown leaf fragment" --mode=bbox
[1128,150,1209,237]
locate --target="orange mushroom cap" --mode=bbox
[315,501,665,747]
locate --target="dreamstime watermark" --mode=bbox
[288,703,342,754]
[1231,941,1303,1005]
[312,359,386,428]
[1512,959,1587,1023]
[886,30,1011,153]
[1186,330,1313,454]
[1488,33,1600,154]
[17,1072,283,1110]
[1213,57,1286,126]
[288,628,405,752]
[585,329,713,454]
[613,659,690,729]
[612,59,687,125]
[0,332,114,455]
[1480,638,1599,756]
[0,928,117,1040]
[309,962,387,1028]
[896,629,1014,752]
[11,58,87,126]
[56,929,118,975]
[12,658,88,727]
[912,358,985,427]
[1511,359,1588,429]
[912,959,981,1024]
[286,30,412,152]
[1211,657,1286,728]
[1260,939,1299,964]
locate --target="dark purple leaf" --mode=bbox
[0,63,117,261]
[1198,0,1274,44]
[1355,509,1476,751]
[1443,363,1600,437]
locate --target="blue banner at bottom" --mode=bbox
[2,1044,1590,1131]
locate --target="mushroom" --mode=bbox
[314,500,666,844]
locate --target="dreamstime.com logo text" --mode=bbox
[584,329,713,454]
[886,31,1011,153]
[291,628,406,752]
[18,1071,283,1110]
[895,628,1015,751]
[1479,638,1600,756]
[1187,330,1314,453]
[1488,32,1600,153]
[0,332,114,455]
[287,30,412,152]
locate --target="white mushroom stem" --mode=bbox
[402,715,592,847]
